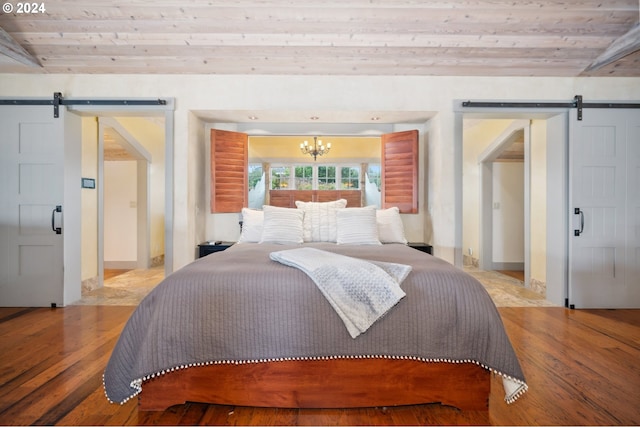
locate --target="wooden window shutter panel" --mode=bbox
[381,130,419,213]
[210,129,248,213]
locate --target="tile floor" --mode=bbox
[73,266,165,306]
[73,264,556,307]
[464,267,556,307]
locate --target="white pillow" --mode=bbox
[295,199,347,242]
[259,205,304,244]
[336,206,381,245]
[238,208,263,243]
[376,207,408,244]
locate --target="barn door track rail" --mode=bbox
[0,92,168,117]
[462,95,640,120]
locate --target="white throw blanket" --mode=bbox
[270,247,411,338]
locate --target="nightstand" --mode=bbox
[198,242,234,258]
[408,243,433,255]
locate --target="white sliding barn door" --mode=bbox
[569,108,640,308]
[0,105,65,307]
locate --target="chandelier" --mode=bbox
[300,136,331,161]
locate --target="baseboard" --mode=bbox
[491,262,524,271]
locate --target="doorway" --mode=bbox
[461,115,554,300]
[100,118,152,271]
[98,116,165,294]
[79,111,171,301]
[476,121,528,286]
[456,106,569,307]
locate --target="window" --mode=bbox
[271,166,290,189]
[367,164,381,191]
[295,166,313,190]
[341,166,359,190]
[248,164,263,190]
[318,166,336,190]
[268,164,362,190]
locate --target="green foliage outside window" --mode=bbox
[248,164,263,190]
[341,166,359,189]
[367,164,381,191]
[268,164,362,190]
[295,166,313,190]
[318,166,336,190]
[271,166,290,189]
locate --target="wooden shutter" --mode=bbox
[210,129,248,213]
[381,130,418,213]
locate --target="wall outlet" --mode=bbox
[468,247,473,256]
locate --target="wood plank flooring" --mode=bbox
[103,269,132,281]
[0,306,638,425]
[495,270,525,282]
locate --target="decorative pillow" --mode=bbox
[259,205,304,244]
[238,208,263,243]
[295,199,347,242]
[376,207,408,244]
[336,206,381,245]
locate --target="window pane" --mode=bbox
[248,164,263,190]
[248,164,265,209]
[295,166,313,190]
[367,164,381,191]
[271,166,290,189]
[341,166,359,189]
[318,166,336,190]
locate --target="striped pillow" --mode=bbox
[336,206,381,245]
[259,205,304,244]
[295,199,347,242]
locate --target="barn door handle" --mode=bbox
[574,208,584,236]
[51,205,62,235]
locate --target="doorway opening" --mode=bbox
[79,111,171,304]
[462,117,545,297]
[476,121,527,286]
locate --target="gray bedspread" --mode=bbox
[103,243,527,405]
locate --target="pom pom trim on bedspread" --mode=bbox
[103,354,528,406]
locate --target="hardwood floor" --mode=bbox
[103,269,132,281]
[495,270,525,282]
[0,306,638,425]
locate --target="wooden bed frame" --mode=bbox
[138,358,490,411]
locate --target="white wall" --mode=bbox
[530,120,547,286]
[114,117,166,261]
[492,163,525,263]
[81,118,98,282]
[63,110,83,305]
[463,119,514,262]
[104,161,138,265]
[1,74,639,275]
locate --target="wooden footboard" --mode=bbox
[138,358,490,411]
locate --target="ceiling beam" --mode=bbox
[0,26,41,68]
[584,23,640,72]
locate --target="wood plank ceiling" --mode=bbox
[0,0,638,76]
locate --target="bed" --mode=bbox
[103,204,527,412]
